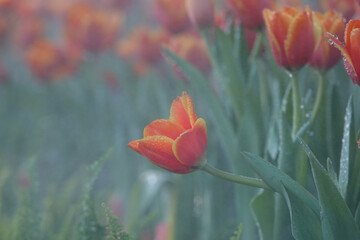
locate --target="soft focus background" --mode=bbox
[0,0,360,239]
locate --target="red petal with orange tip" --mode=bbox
[128,140,142,154]
[172,118,207,168]
[284,10,315,68]
[345,19,360,50]
[349,28,360,81]
[137,136,192,174]
[169,92,197,129]
[143,119,185,140]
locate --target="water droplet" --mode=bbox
[305,113,310,118]
[300,105,304,109]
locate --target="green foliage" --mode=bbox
[229,224,243,240]
[78,148,113,240]
[102,203,132,240]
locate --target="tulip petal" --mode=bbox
[349,28,360,83]
[326,32,358,84]
[144,119,185,140]
[285,10,315,68]
[345,19,360,50]
[172,118,207,168]
[136,136,192,174]
[169,92,197,129]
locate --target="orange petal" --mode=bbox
[143,119,185,140]
[326,32,355,72]
[172,118,207,168]
[348,28,360,84]
[137,136,192,174]
[284,10,315,68]
[345,19,360,51]
[169,92,197,129]
[128,140,142,154]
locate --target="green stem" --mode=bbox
[249,30,264,61]
[201,164,270,190]
[290,71,301,140]
[310,71,325,122]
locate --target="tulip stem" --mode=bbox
[290,71,301,140]
[249,30,264,61]
[310,71,325,122]
[201,164,271,190]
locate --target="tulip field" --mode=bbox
[2,0,360,239]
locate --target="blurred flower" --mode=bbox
[227,0,273,29]
[165,33,211,75]
[214,11,229,32]
[309,11,345,71]
[0,61,8,84]
[25,40,82,82]
[154,221,169,240]
[118,27,169,65]
[13,0,47,18]
[13,17,44,49]
[186,0,214,29]
[263,7,319,70]
[0,0,14,13]
[98,0,133,10]
[18,170,30,188]
[321,0,357,21]
[327,19,360,85]
[64,3,123,53]
[128,92,207,174]
[108,193,123,220]
[152,0,191,33]
[103,71,120,91]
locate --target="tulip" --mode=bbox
[186,0,214,29]
[326,19,360,85]
[321,0,357,21]
[128,92,207,174]
[152,0,191,34]
[309,11,345,71]
[227,0,272,29]
[25,40,82,82]
[165,33,211,75]
[263,7,319,70]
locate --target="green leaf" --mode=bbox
[250,190,274,240]
[355,203,360,229]
[281,184,323,240]
[339,97,352,197]
[241,152,320,215]
[299,138,360,240]
[326,158,338,184]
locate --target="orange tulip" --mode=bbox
[321,0,357,21]
[327,19,360,85]
[186,0,214,29]
[25,40,82,82]
[64,3,122,53]
[227,0,272,29]
[263,7,319,70]
[152,0,191,33]
[165,33,211,75]
[128,92,207,174]
[309,11,345,70]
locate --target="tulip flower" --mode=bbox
[309,11,345,71]
[326,19,360,85]
[186,0,214,29]
[321,0,357,21]
[263,7,319,70]
[227,0,272,29]
[165,33,211,76]
[152,0,191,34]
[128,92,207,174]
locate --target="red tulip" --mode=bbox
[309,11,345,70]
[327,19,360,85]
[128,92,207,174]
[227,0,272,29]
[186,0,214,29]
[263,7,319,70]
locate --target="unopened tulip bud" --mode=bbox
[186,0,214,29]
